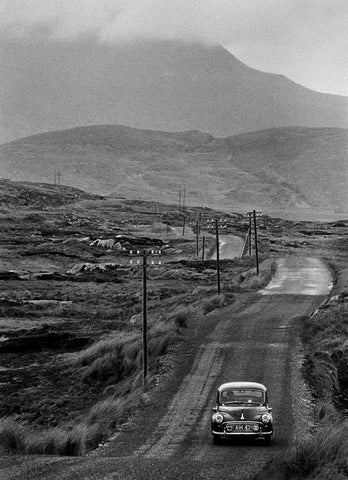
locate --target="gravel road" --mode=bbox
[0,257,332,480]
[210,234,244,260]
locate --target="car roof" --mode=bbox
[218,382,267,392]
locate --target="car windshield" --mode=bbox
[220,388,265,405]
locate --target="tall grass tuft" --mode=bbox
[0,418,25,454]
[282,419,348,480]
[202,294,226,314]
[254,415,348,480]
[241,268,272,290]
[165,306,193,330]
[0,418,86,456]
[24,428,70,455]
[301,301,347,403]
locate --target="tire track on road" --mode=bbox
[134,342,225,459]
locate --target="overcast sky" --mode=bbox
[0,0,347,95]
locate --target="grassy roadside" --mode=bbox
[254,243,348,480]
[0,306,191,455]
[0,253,272,456]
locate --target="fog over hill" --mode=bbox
[0,39,347,144]
[0,125,347,220]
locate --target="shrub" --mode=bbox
[71,333,138,367]
[24,427,69,455]
[241,269,272,290]
[0,418,25,454]
[202,294,226,314]
[65,424,88,455]
[239,259,275,291]
[313,400,338,423]
[149,329,175,357]
[164,305,194,330]
[302,352,339,400]
[86,397,126,429]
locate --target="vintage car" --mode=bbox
[211,381,273,445]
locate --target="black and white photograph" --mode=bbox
[0,1,347,479]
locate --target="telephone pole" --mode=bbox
[54,168,61,185]
[142,252,148,385]
[253,210,259,276]
[182,213,186,236]
[202,235,205,264]
[130,248,162,386]
[248,212,252,255]
[244,210,262,273]
[215,219,221,295]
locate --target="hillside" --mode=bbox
[0,179,102,209]
[0,125,347,219]
[0,39,347,143]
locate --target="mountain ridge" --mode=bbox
[0,124,347,220]
[0,38,347,144]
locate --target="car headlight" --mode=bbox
[262,414,271,423]
[214,413,224,424]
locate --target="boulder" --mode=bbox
[90,239,115,249]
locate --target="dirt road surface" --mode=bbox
[210,234,244,260]
[0,257,332,480]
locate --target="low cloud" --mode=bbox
[0,0,347,94]
[0,0,345,46]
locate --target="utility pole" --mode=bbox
[142,251,148,385]
[253,210,259,276]
[202,235,205,264]
[215,219,221,295]
[182,186,186,212]
[248,212,252,256]
[178,186,182,211]
[182,213,186,236]
[129,248,162,386]
[196,220,199,256]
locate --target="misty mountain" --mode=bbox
[0,38,347,144]
[0,124,347,220]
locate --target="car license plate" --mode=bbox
[234,425,252,431]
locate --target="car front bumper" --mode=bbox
[212,421,272,436]
[212,429,272,436]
